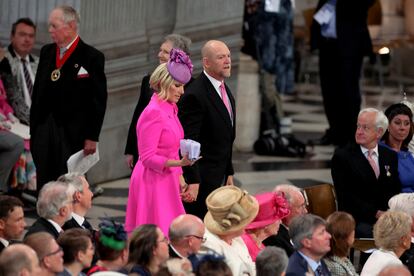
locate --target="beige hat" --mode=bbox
[204,186,259,235]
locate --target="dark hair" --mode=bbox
[57,228,92,264]
[11,18,36,35]
[194,254,232,276]
[325,211,355,257]
[127,224,159,268]
[382,103,414,150]
[0,196,23,219]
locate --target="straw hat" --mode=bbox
[204,186,259,235]
[245,192,290,230]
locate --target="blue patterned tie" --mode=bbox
[21,59,33,96]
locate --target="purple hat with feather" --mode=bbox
[167,48,193,84]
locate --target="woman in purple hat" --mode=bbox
[124,49,195,236]
[241,192,290,261]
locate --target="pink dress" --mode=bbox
[241,233,265,262]
[125,94,185,235]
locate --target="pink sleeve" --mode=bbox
[137,108,168,173]
[0,80,14,116]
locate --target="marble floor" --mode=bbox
[25,62,414,228]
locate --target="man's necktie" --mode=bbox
[82,219,93,231]
[316,265,326,276]
[21,59,33,96]
[367,149,380,178]
[219,82,232,117]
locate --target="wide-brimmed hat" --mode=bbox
[245,192,290,230]
[204,186,259,235]
[167,48,193,84]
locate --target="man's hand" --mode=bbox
[125,154,134,169]
[83,139,97,155]
[226,175,234,186]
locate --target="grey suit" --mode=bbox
[0,130,24,192]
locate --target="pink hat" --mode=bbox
[167,48,193,84]
[246,192,290,230]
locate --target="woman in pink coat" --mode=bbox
[125,49,194,235]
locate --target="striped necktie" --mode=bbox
[21,59,33,96]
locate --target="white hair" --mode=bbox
[37,181,75,219]
[359,107,389,135]
[388,193,414,217]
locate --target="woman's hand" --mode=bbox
[181,183,199,203]
[125,154,134,169]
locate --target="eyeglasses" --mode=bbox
[43,246,63,259]
[158,236,169,244]
[186,235,207,243]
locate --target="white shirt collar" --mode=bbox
[47,219,63,233]
[360,145,379,156]
[203,70,223,94]
[71,212,85,227]
[0,237,9,248]
[169,244,185,258]
[62,35,79,51]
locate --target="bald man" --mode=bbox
[168,214,206,258]
[178,40,235,218]
[0,244,41,276]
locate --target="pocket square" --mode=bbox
[77,66,89,78]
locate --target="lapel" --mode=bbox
[350,143,377,180]
[39,217,60,238]
[201,73,234,129]
[296,251,316,276]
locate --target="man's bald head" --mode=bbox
[201,40,231,81]
[169,214,204,241]
[0,244,41,276]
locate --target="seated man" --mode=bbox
[331,108,401,238]
[263,184,307,256]
[0,244,41,276]
[25,181,75,239]
[24,232,64,275]
[168,214,206,258]
[58,173,94,232]
[0,195,26,253]
[286,214,331,276]
[256,246,289,276]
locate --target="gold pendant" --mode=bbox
[51,69,61,81]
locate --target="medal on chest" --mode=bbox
[51,37,80,82]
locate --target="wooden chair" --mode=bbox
[303,183,337,219]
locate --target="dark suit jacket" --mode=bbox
[178,72,236,218]
[286,251,331,276]
[263,224,295,257]
[0,242,5,254]
[331,143,401,225]
[62,217,93,232]
[401,242,414,275]
[30,39,107,186]
[310,0,375,57]
[169,244,182,258]
[25,217,60,239]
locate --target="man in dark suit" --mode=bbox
[25,181,75,239]
[0,196,25,253]
[264,184,308,256]
[58,173,94,232]
[30,5,107,194]
[286,214,332,276]
[168,214,205,258]
[331,108,401,238]
[311,0,375,146]
[178,40,235,218]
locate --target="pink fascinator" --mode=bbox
[167,48,193,84]
[246,192,290,230]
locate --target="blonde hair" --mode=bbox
[374,211,412,251]
[149,63,175,101]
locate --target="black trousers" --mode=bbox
[319,38,364,145]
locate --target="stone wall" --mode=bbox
[0,0,244,183]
